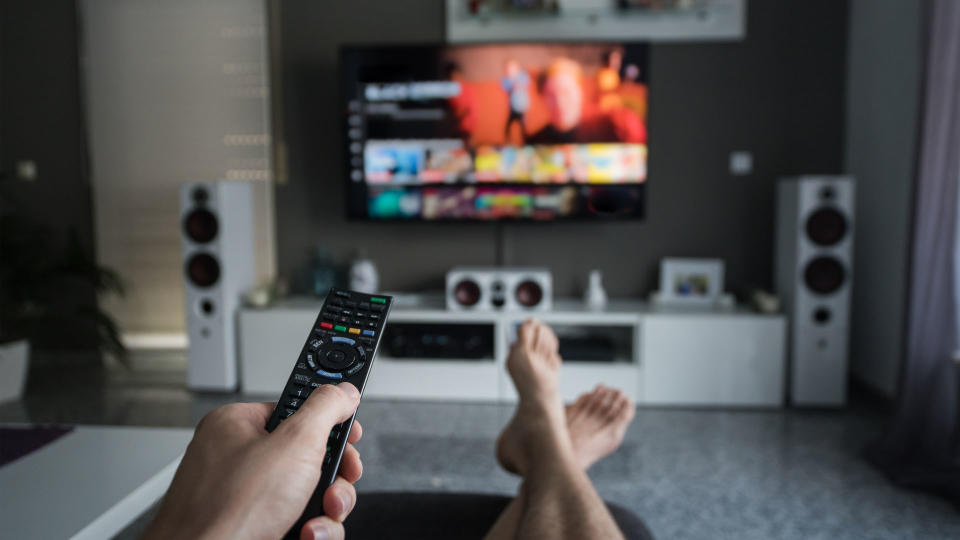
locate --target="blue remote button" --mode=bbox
[331,336,356,346]
[362,330,375,337]
[315,368,343,380]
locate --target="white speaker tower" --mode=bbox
[775,176,855,406]
[180,181,257,391]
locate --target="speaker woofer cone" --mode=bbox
[454,279,482,307]
[803,256,845,295]
[515,280,544,307]
[186,253,221,288]
[184,209,219,244]
[805,208,847,246]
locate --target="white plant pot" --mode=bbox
[0,339,29,402]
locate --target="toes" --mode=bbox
[584,388,606,415]
[612,392,635,423]
[600,388,620,416]
[517,319,537,349]
[567,392,589,416]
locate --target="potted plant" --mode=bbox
[0,174,125,402]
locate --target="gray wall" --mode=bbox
[846,0,923,398]
[274,0,849,298]
[80,0,274,334]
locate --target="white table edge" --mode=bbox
[70,453,183,540]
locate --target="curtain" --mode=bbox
[866,0,960,501]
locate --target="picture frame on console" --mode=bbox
[657,258,725,307]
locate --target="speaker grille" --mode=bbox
[453,279,482,307]
[186,253,221,288]
[515,280,544,307]
[803,256,845,295]
[805,208,847,246]
[183,209,219,244]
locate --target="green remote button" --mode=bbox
[334,325,347,332]
[371,297,386,304]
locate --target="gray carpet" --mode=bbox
[3,365,959,539]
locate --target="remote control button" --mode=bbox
[319,322,333,330]
[287,398,303,408]
[322,345,358,370]
[338,316,351,324]
[289,386,309,398]
[282,408,296,418]
[332,336,356,346]
[360,337,374,345]
[352,319,364,326]
[308,338,323,351]
[371,297,386,304]
[341,309,353,317]
[356,311,369,318]
[349,327,361,335]
[305,352,318,370]
[334,325,347,332]
[362,329,375,337]
[330,297,344,306]
[345,300,358,308]
[346,361,365,376]
[327,306,342,313]
[315,368,343,380]
[366,321,377,329]
[371,304,385,313]
[359,302,371,309]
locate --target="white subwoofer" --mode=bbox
[180,181,257,391]
[775,176,855,406]
[446,267,552,311]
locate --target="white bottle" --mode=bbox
[585,269,607,311]
[349,253,379,294]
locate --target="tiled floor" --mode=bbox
[3,364,959,539]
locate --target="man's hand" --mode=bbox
[144,383,364,540]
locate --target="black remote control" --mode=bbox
[265,288,392,537]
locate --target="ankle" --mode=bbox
[518,395,564,426]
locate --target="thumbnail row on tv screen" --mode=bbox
[341,42,649,221]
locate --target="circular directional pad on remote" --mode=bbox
[319,343,358,372]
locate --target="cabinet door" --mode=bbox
[641,316,786,406]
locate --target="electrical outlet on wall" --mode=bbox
[16,160,38,181]
[729,151,753,175]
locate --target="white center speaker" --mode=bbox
[775,176,855,406]
[446,267,552,311]
[181,181,258,391]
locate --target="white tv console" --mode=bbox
[238,295,786,407]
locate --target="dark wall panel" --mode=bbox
[275,0,848,297]
[1,0,99,350]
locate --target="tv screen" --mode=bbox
[341,43,649,221]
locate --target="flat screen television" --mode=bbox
[341,42,649,221]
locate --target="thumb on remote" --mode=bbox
[274,383,360,449]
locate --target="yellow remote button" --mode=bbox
[348,327,361,334]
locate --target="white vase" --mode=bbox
[349,258,379,294]
[585,269,608,311]
[0,339,29,403]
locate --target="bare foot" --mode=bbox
[496,320,569,476]
[565,385,635,470]
[504,319,562,401]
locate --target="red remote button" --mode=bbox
[320,322,333,329]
